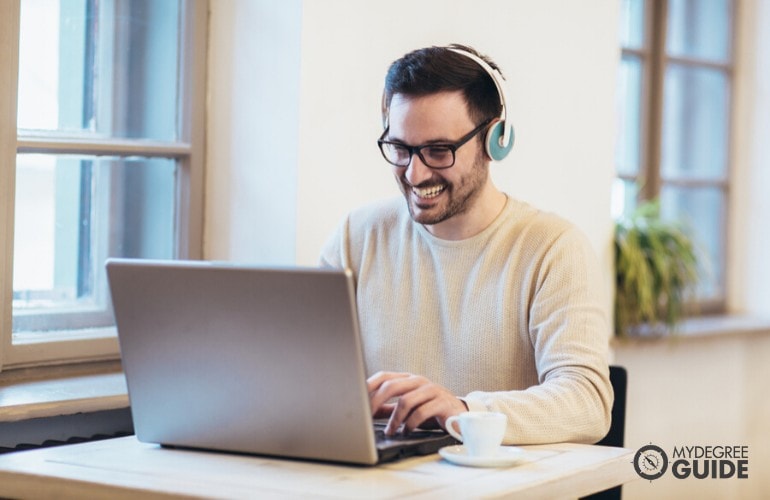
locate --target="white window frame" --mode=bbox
[0,0,207,371]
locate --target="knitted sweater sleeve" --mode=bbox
[463,226,613,445]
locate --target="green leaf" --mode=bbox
[614,199,700,336]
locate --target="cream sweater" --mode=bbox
[320,196,613,445]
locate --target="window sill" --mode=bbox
[0,361,128,423]
[611,314,770,345]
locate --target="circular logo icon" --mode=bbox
[634,444,669,480]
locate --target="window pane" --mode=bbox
[619,0,645,49]
[661,64,728,180]
[616,55,643,176]
[611,178,640,220]
[12,155,177,332]
[667,0,731,62]
[660,186,724,301]
[17,0,181,140]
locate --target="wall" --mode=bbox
[206,0,302,264]
[730,0,770,315]
[293,0,619,276]
[206,0,619,283]
[615,331,770,499]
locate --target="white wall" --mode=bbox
[206,0,619,285]
[206,0,302,264]
[729,0,770,315]
[615,332,770,500]
[294,0,619,272]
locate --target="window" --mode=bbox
[0,0,207,370]
[614,0,734,312]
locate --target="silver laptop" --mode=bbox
[106,258,455,465]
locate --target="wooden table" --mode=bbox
[0,436,637,499]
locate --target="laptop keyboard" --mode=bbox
[373,425,448,445]
[371,421,457,461]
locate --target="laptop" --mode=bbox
[106,258,456,465]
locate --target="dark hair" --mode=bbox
[382,44,503,126]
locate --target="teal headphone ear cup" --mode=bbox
[485,119,515,161]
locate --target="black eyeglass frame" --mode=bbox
[377,118,493,169]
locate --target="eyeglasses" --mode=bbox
[377,119,492,169]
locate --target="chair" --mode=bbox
[596,365,627,448]
[582,365,628,500]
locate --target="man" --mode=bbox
[320,44,612,445]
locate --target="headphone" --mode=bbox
[449,47,515,161]
[381,46,515,162]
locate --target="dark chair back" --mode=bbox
[582,365,628,500]
[596,365,627,447]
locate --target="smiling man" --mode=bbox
[384,90,504,240]
[320,44,613,445]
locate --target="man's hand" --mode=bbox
[367,371,468,436]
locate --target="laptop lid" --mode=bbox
[107,258,381,464]
[107,259,455,465]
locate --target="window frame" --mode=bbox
[0,0,207,371]
[617,0,736,314]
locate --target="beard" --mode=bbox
[398,151,489,226]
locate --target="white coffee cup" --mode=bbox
[445,411,507,457]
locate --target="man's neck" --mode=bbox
[424,186,507,241]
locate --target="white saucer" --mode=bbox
[438,445,525,468]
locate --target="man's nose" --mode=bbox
[404,152,433,186]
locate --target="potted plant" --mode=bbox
[614,200,699,336]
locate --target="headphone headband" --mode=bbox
[447,47,512,152]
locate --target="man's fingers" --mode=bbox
[367,371,409,394]
[367,372,466,437]
[369,374,426,412]
[402,397,447,432]
[372,402,395,419]
[391,385,470,434]
[385,384,436,434]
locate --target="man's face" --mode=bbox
[385,91,489,228]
